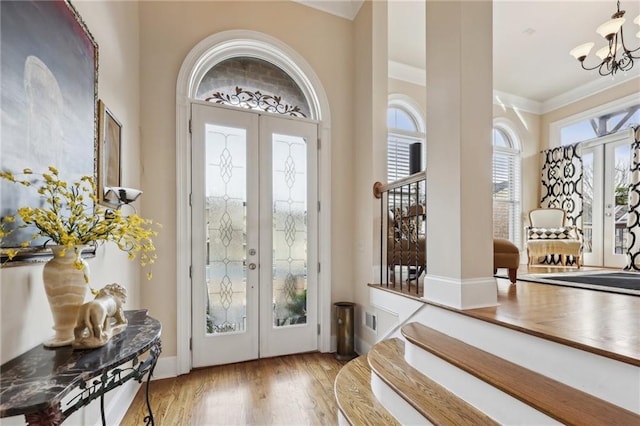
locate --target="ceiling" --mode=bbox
[298,0,640,112]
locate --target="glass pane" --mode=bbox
[613,144,630,255]
[560,120,597,145]
[582,152,593,254]
[493,128,509,147]
[387,107,417,132]
[205,124,247,335]
[272,133,307,327]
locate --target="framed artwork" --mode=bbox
[0,0,98,263]
[97,100,122,206]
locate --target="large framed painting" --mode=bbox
[0,0,98,262]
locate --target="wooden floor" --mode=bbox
[124,266,638,424]
[479,269,640,365]
[121,352,347,425]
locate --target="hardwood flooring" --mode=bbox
[372,264,639,365]
[121,352,347,426]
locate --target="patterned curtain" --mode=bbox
[625,127,640,271]
[540,143,583,226]
[539,144,583,264]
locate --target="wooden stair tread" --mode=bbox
[402,322,640,425]
[369,338,498,425]
[334,354,400,426]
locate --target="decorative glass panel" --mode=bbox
[613,144,630,254]
[196,57,310,118]
[272,133,307,327]
[205,124,247,334]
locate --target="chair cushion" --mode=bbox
[527,226,573,240]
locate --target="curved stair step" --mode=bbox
[334,354,400,426]
[369,338,498,425]
[402,322,640,425]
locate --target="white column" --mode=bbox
[424,1,497,309]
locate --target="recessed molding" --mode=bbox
[493,91,543,115]
[542,74,640,114]
[293,0,364,20]
[389,61,426,87]
[390,59,639,116]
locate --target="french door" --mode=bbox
[582,133,632,268]
[191,103,318,367]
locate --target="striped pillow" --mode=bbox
[528,226,572,240]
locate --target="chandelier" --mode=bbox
[569,1,640,76]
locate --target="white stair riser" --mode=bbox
[370,372,433,425]
[372,288,640,413]
[406,341,561,425]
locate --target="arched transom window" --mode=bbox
[196,57,311,118]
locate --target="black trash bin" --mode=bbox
[334,302,356,360]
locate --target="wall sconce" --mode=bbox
[104,187,143,213]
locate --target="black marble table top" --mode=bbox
[0,309,161,418]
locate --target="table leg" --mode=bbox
[25,405,63,426]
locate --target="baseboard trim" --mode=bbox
[153,355,178,380]
[99,381,140,426]
[422,274,497,309]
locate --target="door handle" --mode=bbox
[248,263,257,270]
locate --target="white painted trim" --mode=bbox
[152,355,178,380]
[388,93,426,133]
[98,381,141,426]
[355,335,371,355]
[542,75,640,114]
[493,90,543,115]
[371,373,430,425]
[293,0,364,21]
[410,306,640,412]
[405,342,560,425]
[388,60,426,87]
[389,63,637,116]
[548,92,640,148]
[176,30,333,374]
[422,275,498,309]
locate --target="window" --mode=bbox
[492,126,521,247]
[387,98,426,183]
[560,104,640,146]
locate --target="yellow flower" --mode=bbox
[1,167,159,279]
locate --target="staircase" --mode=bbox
[335,289,640,425]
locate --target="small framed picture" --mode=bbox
[97,100,122,205]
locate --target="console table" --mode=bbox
[0,310,161,425]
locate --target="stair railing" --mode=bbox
[373,173,426,295]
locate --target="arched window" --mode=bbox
[196,57,311,118]
[387,97,426,183]
[492,124,521,247]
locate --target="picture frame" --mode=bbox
[97,100,122,206]
[0,0,98,264]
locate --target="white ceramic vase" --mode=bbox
[42,245,89,347]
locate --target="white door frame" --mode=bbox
[176,30,332,375]
[581,128,634,267]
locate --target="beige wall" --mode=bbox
[138,1,356,358]
[0,1,141,423]
[388,78,426,114]
[0,1,141,363]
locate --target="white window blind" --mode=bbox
[492,134,521,248]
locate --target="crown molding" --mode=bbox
[542,73,640,114]
[293,0,364,20]
[493,91,543,114]
[389,61,426,87]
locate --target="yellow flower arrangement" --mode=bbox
[0,166,158,279]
